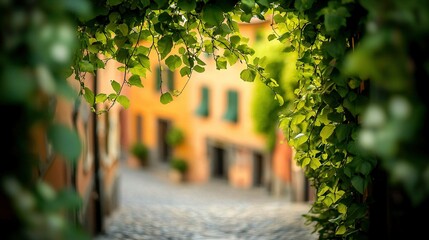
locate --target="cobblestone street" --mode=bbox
[95,165,318,240]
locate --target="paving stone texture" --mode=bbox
[94,165,319,240]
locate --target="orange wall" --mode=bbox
[124,19,287,190]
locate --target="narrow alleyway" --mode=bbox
[95,164,318,240]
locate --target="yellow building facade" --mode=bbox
[121,18,314,201]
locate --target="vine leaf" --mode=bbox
[158,35,173,59]
[48,124,81,162]
[107,0,123,7]
[137,55,151,70]
[216,57,228,70]
[95,93,108,104]
[177,0,196,12]
[335,225,346,235]
[165,55,182,71]
[310,158,321,170]
[240,69,256,82]
[202,4,224,26]
[128,75,144,88]
[351,175,365,194]
[293,133,308,146]
[160,92,173,104]
[275,94,284,106]
[111,80,121,94]
[241,0,255,13]
[117,95,130,109]
[322,6,350,32]
[320,125,335,141]
[83,87,94,105]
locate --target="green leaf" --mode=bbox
[351,175,365,194]
[224,50,238,65]
[275,94,284,106]
[293,133,308,146]
[130,65,147,78]
[256,0,269,7]
[154,0,168,8]
[348,78,361,89]
[118,23,128,36]
[117,95,130,109]
[241,0,255,13]
[177,0,196,11]
[140,0,150,7]
[323,196,333,207]
[294,0,314,12]
[108,93,117,101]
[111,80,121,94]
[95,93,108,104]
[323,6,351,32]
[268,34,277,41]
[292,114,306,125]
[216,57,228,70]
[335,124,351,141]
[310,158,321,170]
[180,66,191,77]
[335,225,347,235]
[240,69,256,82]
[158,35,173,59]
[83,87,94,105]
[202,4,224,26]
[230,35,241,46]
[95,32,107,44]
[48,124,81,162]
[79,61,94,73]
[338,203,347,214]
[320,125,335,141]
[357,161,373,176]
[302,157,311,167]
[160,92,173,104]
[116,48,129,63]
[347,203,367,219]
[165,55,182,70]
[128,75,143,88]
[328,112,344,123]
[194,65,205,73]
[108,0,123,6]
[137,54,151,70]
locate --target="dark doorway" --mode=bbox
[212,146,226,179]
[157,119,172,162]
[253,152,264,187]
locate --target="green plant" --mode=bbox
[170,158,188,174]
[165,127,184,147]
[130,142,149,166]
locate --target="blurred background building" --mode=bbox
[120,19,315,202]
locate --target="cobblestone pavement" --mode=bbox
[95,165,318,240]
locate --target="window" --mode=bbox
[155,65,175,92]
[136,114,143,142]
[223,90,238,122]
[195,87,209,117]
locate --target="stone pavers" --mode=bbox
[95,165,318,240]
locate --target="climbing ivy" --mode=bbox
[271,0,429,239]
[3,0,428,239]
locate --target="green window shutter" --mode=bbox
[223,90,238,122]
[167,70,174,91]
[196,87,209,117]
[155,65,161,91]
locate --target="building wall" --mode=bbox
[35,68,121,236]
[124,18,312,199]
[188,20,271,187]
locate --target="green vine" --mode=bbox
[3,0,428,239]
